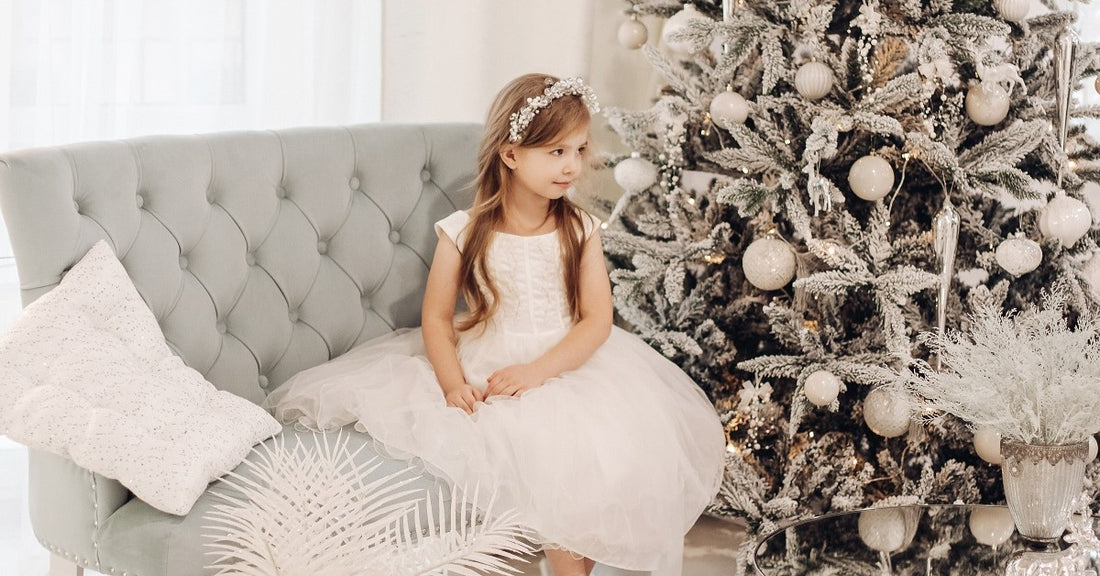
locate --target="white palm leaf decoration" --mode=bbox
[203,432,535,576]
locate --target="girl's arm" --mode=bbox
[422,234,483,412]
[486,230,613,396]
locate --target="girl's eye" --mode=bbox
[578,147,587,155]
[550,149,564,156]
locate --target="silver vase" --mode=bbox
[1001,440,1089,545]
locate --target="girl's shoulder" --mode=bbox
[577,210,602,240]
[434,210,471,251]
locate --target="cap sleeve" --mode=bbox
[581,210,603,240]
[434,210,471,252]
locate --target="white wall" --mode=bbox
[381,0,595,123]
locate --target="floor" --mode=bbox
[509,515,747,576]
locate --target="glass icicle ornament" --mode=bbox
[933,196,960,365]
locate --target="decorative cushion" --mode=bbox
[0,240,281,516]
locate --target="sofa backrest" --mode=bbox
[0,124,480,404]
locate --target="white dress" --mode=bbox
[264,210,725,575]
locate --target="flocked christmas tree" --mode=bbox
[602,0,1100,563]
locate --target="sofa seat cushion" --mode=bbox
[0,240,282,516]
[94,425,448,576]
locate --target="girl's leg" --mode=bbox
[545,549,586,576]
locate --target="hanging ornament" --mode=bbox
[995,237,1042,276]
[933,197,960,369]
[661,3,708,56]
[858,507,920,553]
[1039,194,1091,247]
[618,14,648,50]
[847,155,895,201]
[804,370,841,407]
[965,82,1010,126]
[863,387,911,438]
[1095,76,1100,95]
[1089,436,1098,463]
[613,154,658,193]
[1055,30,1079,188]
[742,236,796,291]
[969,506,1016,547]
[709,89,750,129]
[795,61,834,101]
[993,0,1029,23]
[973,427,1003,465]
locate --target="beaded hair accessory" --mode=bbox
[508,77,600,143]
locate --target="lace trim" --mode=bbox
[1002,440,1089,467]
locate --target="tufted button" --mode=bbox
[349,176,360,190]
[73,200,80,213]
[245,252,257,266]
[361,294,372,309]
[206,189,216,203]
[289,310,299,323]
[216,322,227,334]
[258,375,269,388]
[389,230,401,244]
[136,194,145,208]
[420,169,431,183]
[317,240,328,254]
[275,186,286,199]
[178,256,189,270]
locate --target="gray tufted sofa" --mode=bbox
[0,124,482,576]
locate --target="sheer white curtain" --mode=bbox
[0,1,381,573]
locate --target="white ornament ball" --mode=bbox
[858,508,918,553]
[994,0,1030,23]
[848,155,895,201]
[742,237,796,291]
[618,17,648,49]
[795,61,835,101]
[965,83,1011,126]
[1041,195,1092,246]
[613,156,659,193]
[863,387,911,438]
[973,427,1003,465]
[1095,76,1100,95]
[661,3,707,55]
[969,506,1016,547]
[804,370,842,407]
[1089,436,1098,463]
[709,91,750,129]
[995,237,1042,276]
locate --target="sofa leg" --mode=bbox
[48,554,84,576]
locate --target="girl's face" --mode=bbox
[504,122,589,204]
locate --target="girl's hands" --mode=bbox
[485,363,547,398]
[445,384,484,414]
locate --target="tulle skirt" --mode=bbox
[263,324,726,574]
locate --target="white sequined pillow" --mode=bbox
[0,240,281,516]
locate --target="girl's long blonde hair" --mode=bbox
[457,73,594,332]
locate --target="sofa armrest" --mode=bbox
[29,450,130,570]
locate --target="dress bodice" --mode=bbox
[434,210,598,335]
[484,232,571,333]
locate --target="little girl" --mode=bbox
[265,74,725,576]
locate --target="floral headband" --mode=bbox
[508,77,601,144]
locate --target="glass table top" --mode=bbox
[751,504,1100,575]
